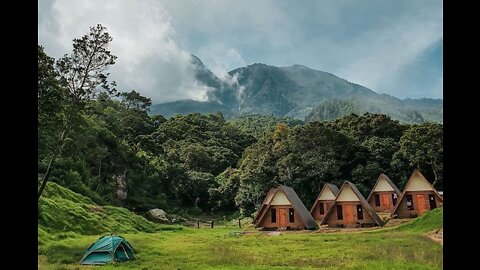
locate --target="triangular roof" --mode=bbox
[254,185,318,230]
[391,169,443,216]
[320,181,384,226]
[310,183,340,213]
[366,173,401,201]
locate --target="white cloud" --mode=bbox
[335,14,442,97]
[39,0,443,101]
[197,46,246,80]
[38,0,209,103]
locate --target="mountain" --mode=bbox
[150,56,442,123]
[149,99,233,118]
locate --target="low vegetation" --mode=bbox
[38,182,173,236]
[394,207,443,233]
[38,183,442,270]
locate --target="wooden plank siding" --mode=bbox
[322,201,378,227]
[367,191,398,212]
[258,204,307,230]
[311,200,334,221]
[394,191,443,218]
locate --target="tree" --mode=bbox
[208,167,240,211]
[56,24,117,102]
[396,123,443,188]
[120,90,152,111]
[235,122,355,215]
[38,46,67,160]
[328,113,405,142]
[305,99,358,122]
[38,24,118,202]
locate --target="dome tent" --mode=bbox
[79,235,135,265]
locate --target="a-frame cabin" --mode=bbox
[253,185,318,230]
[310,183,340,222]
[391,170,443,218]
[320,181,384,227]
[367,173,401,213]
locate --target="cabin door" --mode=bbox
[429,194,437,210]
[381,194,390,208]
[279,208,287,227]
[416,194,427,215]
[345,205,355,224]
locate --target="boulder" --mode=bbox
[147,208,170,224]
[116,189,127,200]
[114,171,128,202]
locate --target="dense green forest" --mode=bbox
[38,25,443,218]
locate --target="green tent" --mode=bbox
[79,235,135,265]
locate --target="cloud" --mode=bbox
[334,5,443,98]
[38,0,209,103]
[39,0,443,101]
[197,46,246,80]
[159,0,442,99]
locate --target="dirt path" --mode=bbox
[427,228,443,245]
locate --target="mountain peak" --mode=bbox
[289,64,310,69]
[248,63,270,68]
[152,55,442,123]
[190,54,204,66]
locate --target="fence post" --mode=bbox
[211,220,214,228]
[238,218,241,228]
[197,221,200,228]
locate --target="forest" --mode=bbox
[38,25,443,219]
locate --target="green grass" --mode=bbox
[38,182,178,235]
[394,208,443,233]
[38,225,443,270]
[38,183,443,269]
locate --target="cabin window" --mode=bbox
[374,194,380,206]
[392,193,398,206]
[406,195,414,210]
[356,205,363,220]
[319,203,324,215]
[336,205,343,220]
[289,208,295,223]
[271,208,276,223]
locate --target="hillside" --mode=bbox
[38,182,161,236]
[395,207,443,233]
[151,56,443,123]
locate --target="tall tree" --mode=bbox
[120,90,152,111]
[38,24,117,202]
[396,123,443,188]
[56,24,118,101]
[38,46,67,160]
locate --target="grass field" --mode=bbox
[38,183,443,270]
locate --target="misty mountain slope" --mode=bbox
[150,55,442,123]
[150,99,233,118]
[227,63,299,115]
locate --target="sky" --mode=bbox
[38,0,443,103]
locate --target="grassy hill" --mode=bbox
[38,182,165,237]
[394,207,443,233]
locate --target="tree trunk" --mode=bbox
[98,158,102,178]
[431,160,439,188]
[38,128,67,203]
